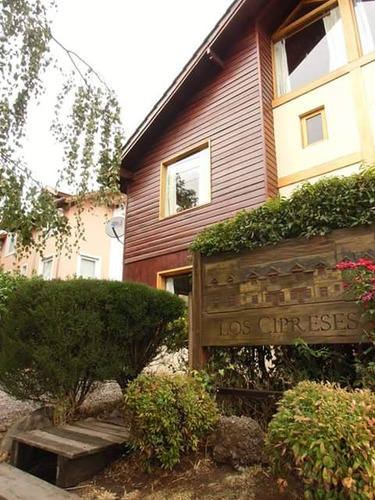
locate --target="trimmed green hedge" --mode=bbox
[191,168,375,255]
[0,279,185,419]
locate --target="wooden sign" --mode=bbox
[190,225,375,368]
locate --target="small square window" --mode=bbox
[300,107,327,147]
[20,264,28,276]
[161,142,210,218]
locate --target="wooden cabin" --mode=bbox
[120,0,375,294]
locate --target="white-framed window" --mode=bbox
[274,4,347,96]
[20,263,28,276]
[353,0,375,55]
[78,254,101,279]
[161,142,211,218]
[6,233,17,256]
[40,256,54,280]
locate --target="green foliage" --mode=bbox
[164,305,188,353]
[191,168,375,255]
[124,374,219,470]
[0,279,185,420]
[267,381,375,499]
[0,269,27,315]
[0,0,124,254]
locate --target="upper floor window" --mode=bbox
[161,142,210,218]
[6,233,17,255]
[274,4,347,96]
[353,0,375,54]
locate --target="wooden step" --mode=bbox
[0,463,79,499]
[11,419,130,488]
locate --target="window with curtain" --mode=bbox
[41,257,53,280]
[165,273,191,302]
[163,145,210,217]
[79,255,99,279]
[274,6,347,96]
[6,233,17,255]
[353,0,375,55]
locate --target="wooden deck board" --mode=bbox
[60,424,127,443]
[11,419,130,488]
[0,463,79,500]
[12,420,129,459]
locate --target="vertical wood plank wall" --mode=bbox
[124,22,276,286]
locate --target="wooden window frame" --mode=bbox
[156,266,192,290]
[159,140,211,220]
[300,107,328,147]
[272,0,364,99]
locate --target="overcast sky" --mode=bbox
[22,0,233,188]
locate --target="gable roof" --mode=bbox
[120,0,298,171]
[120,0,261,170]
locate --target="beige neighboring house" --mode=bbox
[0,190,126,281]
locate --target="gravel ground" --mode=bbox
[0,381,123,433]
[0,391,39,431]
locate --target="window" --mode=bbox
[300,107,327,147]
[157,267,192,303]
[6,233,17,255]
[78,254,100,279]
[274,4,347,96]
[41,256,53,280]
[20,264,28,276]
[353,0,375,55]
[161,142,210,218]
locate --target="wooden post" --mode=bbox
[189,251,209,370]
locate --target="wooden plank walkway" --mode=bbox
[0,463,79,500]
[11,419,130,488]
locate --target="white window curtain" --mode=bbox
[354,0,375,54]
[323,7,347,71]
[165,277,175,293]
[274,39,291,96]
[197,149,210,205]
[165,166,177,215]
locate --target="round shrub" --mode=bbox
[267,381,375,499]
[124,374,219,470]
[0,279,185,418]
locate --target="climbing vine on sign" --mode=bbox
[0,0,124,255]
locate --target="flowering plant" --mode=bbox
[336,258,375,308]
[337,258,375,390]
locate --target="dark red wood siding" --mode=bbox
[124,21,276,286]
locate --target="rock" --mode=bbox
[212,416,265,469]
[1,406,53,454]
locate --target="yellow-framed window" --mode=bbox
[300,107,328,147]
[156,266,192,301]
[159,140,211,219]
[272,0,374,98]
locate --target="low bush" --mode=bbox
[124,374,219,470]
[0,279,184,420]
[267,381,375,499]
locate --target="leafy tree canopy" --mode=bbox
[0,0,124,255]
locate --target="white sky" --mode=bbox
[22,0,233,188]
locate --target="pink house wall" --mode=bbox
[0,201,125,280]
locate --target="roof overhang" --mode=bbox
[120,0,298,180]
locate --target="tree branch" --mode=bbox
[50,35,112,92]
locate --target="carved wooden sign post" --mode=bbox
[189,224,375,369]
